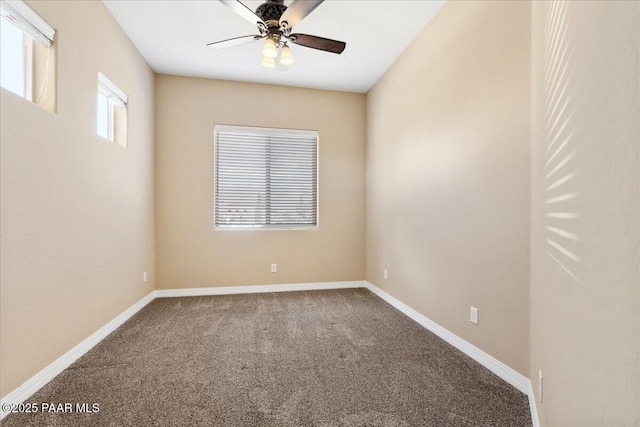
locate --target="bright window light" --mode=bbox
[96,91,109,140]
[0,15,26,97]
[1,1,56,109]
[97,72,128,146]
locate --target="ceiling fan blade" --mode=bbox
[218,0,265,26]
[279,0,323,29]
[289,33,345,54]
[207,35,262,50]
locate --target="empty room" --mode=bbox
[0,0,638,426]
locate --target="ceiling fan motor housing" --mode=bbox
[256,0,287,28]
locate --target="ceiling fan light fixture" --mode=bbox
[280,44,294,66]
[262,37,277,58]
[261,55,275,68]
[209,0,347,70]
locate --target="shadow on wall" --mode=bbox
[543,0,580,283]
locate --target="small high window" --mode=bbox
[97,71,128,147]
[0,0,56,111]
[0,14,27,97]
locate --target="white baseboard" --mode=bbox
[364,281,530,393]
[155,280,366,298]
[0,291,157,420]
[364,281,539,425]
[2,281,540,425]
[1,281,364,417]
[528,381,540,427]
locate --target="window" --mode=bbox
[0,0,56,110]
[97,71,128,147]
[0,15,27,97]
[214,125,318,230]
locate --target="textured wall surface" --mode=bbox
[365,0,531,375]
[0,1,155,398]
[155,75,366,289]
[530,1,640,425]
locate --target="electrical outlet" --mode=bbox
[383,269,388,280]
[143,271,147,283]
[539,369,543,403]
[271,264,277,273]
[470,306,479,325]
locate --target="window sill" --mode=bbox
[214,226,319,232]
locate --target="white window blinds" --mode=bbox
[0,0,54,47]
[214,125,318,230]
[98,71,127,106]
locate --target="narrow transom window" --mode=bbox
[214,125,318,230]
[97,71,128,147]
[1,0,56,111]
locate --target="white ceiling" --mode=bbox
[103,0,445,93]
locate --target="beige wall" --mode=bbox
[155,75,366,289]
[365,0,531,375]
[0,0,155,398]
[530,1,640,425]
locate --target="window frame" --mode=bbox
[213,124,320,232]
[24,33,33,101]
[0,0,54,106]
[96,71,127,145]
[97,87,116,141]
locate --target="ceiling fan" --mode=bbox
[207,0,346,68]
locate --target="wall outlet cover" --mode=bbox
[271,264,277,273]
[470,306,479,325]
